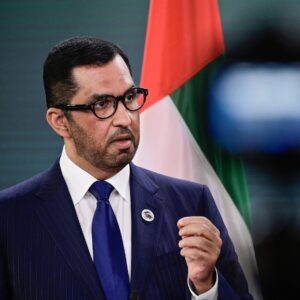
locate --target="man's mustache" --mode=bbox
[107,128,135,144]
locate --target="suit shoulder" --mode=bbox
[132,164,207,191]
[0,169,48,204]
[131,165,216,215]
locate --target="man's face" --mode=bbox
[65,55,140,177]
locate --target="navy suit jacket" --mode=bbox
[0,161,253,300]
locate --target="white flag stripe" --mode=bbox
[134,96,262,300]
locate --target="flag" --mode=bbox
[133,0,262,299]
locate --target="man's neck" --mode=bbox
[64,148,124,180]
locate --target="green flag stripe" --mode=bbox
[171,59,252,228]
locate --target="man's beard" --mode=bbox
[69,120,139,173]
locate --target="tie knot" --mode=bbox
[89,181,114,202]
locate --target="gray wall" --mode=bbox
[0,0,149,188]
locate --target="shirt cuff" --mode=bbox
[188,269,218,300]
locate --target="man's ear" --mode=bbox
[46,108,71,138]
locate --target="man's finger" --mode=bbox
[178,236,215,252]
[178,216,219,234]
[179,223,220,241]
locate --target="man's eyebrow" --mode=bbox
[88,85,136,102]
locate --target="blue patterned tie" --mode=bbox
[89,181,129,300]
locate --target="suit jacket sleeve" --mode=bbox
[0,202,12,299]
[200,186,253,300]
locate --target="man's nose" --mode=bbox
[112,102,132,127]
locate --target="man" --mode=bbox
[0,37,253,300]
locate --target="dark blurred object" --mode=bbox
[207,23,300,299]
[208,25,300,154]
[227,25,300,61]
[255,223,300,300]
[246,153,300,300]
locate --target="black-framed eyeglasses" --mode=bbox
[51,87,148,119]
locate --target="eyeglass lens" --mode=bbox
[93,88,145,118]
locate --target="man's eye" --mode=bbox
[125,92,137,102]
[94,99,112,109]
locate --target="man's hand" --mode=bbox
[177,216,222,294]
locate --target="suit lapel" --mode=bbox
[35,161,104,300]
[129,164,164,295]
[34,161,165,298]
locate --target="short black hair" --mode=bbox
[43,36,132,108]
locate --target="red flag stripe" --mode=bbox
[140,0,224,111]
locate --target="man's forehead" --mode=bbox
[72,58,131,82]
[72,55,129,73]
[70,57,134,99]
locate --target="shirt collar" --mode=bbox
[59,147,130,205]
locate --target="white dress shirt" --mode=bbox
[59,148,218,300]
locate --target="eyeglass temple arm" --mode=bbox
[51,104,91,111]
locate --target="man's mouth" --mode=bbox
[110,134,133,149]
[108,128,136,150]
